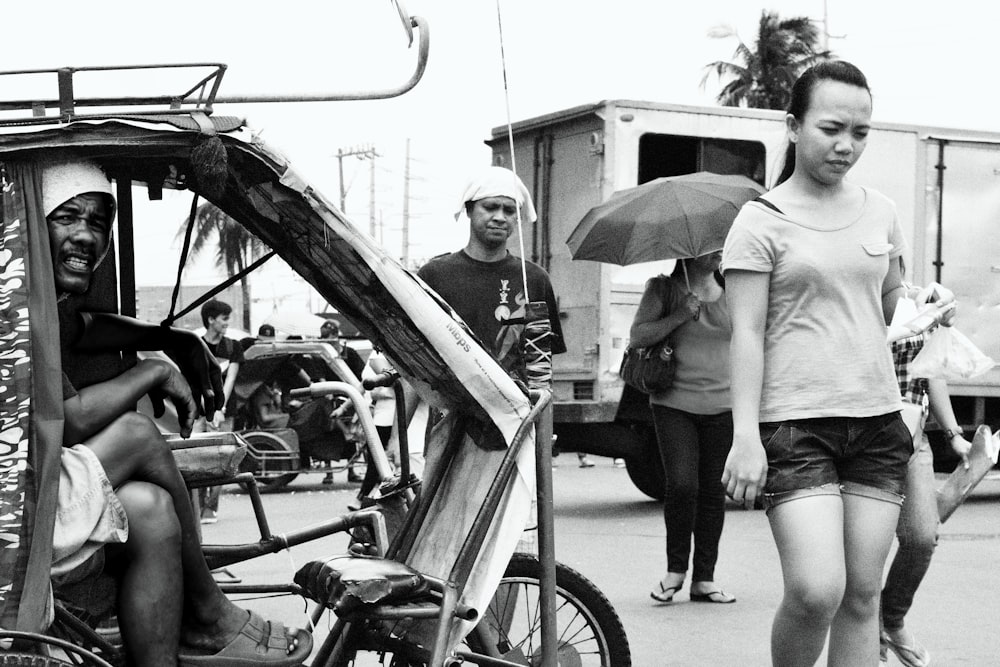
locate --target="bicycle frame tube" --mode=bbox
[204,508,388,571]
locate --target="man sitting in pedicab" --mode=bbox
[43,156,311,666]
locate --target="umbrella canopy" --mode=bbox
[265,310,330,338]
[566,171,765,265]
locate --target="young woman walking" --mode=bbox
[721,60,913,666]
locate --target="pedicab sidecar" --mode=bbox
[0,56,550,666]
[231,339,365,491]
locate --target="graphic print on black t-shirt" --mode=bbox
[493,279,529,378]
[417,251,565,383]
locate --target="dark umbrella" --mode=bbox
[566,171,765,265]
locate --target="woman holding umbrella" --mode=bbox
[631,250,736,605]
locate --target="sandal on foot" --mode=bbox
[649,582,682,603]
[690,589,736,604]
[881,630,930,667]
[178,610,313,666]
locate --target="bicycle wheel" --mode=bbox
[0,631,116,667]
[0,655,78,666]
[240,431,299,492]
[477,553,631,666]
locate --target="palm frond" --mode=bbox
[703,9,826,110]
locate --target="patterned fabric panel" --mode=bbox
[0,167,35,628]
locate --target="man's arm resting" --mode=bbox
[63,358,198,443]
[74,312,224,419]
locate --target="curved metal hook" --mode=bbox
[213,15,429,106]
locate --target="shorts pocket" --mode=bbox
[759,421,789,457]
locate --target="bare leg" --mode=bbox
[768,495,846,667]
[828,493,900,667]
[85,411,299,653]
[109,481,183,667]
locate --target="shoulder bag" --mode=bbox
[620,274,677,394]
[619,339,675,394]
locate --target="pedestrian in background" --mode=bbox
[630,251,734,605]
[880,281,968,667]
[240,322,276,352]
[320,319,365,379]
[358,350,396,501]
[196,298,244,524]
[721,60,913,666]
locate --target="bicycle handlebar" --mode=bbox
[362,369,400,390]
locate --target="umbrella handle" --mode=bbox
[679,260,701,320]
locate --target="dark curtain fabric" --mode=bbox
[0,162,65,631]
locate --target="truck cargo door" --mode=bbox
[929,139,1000,391]
[539,128,604,385]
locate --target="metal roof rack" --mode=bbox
[0,63,227,126]
[0,9,429,129]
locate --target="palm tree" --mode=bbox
[701,10,831,110]
[177,202,266,331]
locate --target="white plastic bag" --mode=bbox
[908,326,996,381]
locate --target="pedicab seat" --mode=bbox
[294,555,429,617]
[164,431,248,483]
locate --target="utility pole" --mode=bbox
[335,144,378,214]
[368,155,377,239]
[401,138,411,267]
[813,0,845,51]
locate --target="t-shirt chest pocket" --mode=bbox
[862,242,893,256]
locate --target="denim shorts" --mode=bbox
[51,445,129,577]
[759,412,911,511]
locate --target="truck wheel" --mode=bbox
[625,430,664,501]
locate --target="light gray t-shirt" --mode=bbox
[721,188,904,422]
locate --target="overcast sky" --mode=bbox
[5,0,997,286]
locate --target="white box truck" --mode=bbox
[486,99,1000,498]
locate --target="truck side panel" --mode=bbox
[930,140,1000,397]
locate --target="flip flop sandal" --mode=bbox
[649,582,682,603]
[882,631,931,667]
[178,609,313,666]
[689,589,736,604]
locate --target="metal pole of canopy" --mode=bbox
[534,399,557,667]
[214,16,430,105]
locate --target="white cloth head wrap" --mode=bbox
[41,158,117,294]
[454,166,537,224]
[41,159,115,219]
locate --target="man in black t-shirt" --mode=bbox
[417,166,566,385]
[197,299,244,523]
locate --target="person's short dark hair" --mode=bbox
[320,320,340,335]
[258,323,276,337]
[200,299,232,328]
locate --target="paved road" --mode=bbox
[204,459,1000,665]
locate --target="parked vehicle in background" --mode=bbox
[488,99,1000,498]
[233,340,364,491]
